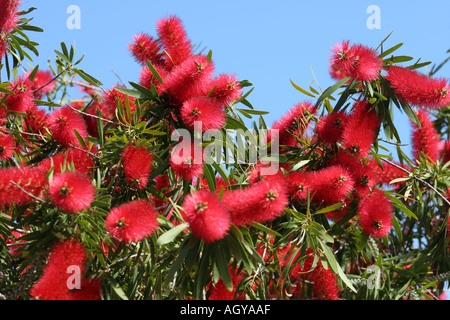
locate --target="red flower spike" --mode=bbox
[27,70,55,100]
[0,0,20,34]
[49,171,95,214]
[223,177,288,226]
[30,240,101,300]
[289,248,341,300]
[411,109,440,163]
[341,100,380,158]
[156,15,193,69]
[329,41,382,82]
[24,104,49,134]
[203,73,243,105]
[139,64,168,95]
[286,170,313,202]
[270,102,317,148]
[309,165,354,206]
[0,166,47,206]
[103,85,137,119]
[121,144,153,189]
[208,267,244,300]
[128,32,164,66]
[180,96,226,132]
[105,199,160,243]
[315,111,348,145]
[5,77,34,113]
[367,157,409,189]
[357,188,393,238]
[182,189,231,243]
[0,133,15,161]
[162,54,215,104]
[386,65,450,109]
[47,105,88,148]
[38,147,95,175]
[170,139,204,181]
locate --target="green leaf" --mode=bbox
[316,76,351,108]
[290,79,316,98]
[319,241,357,293]
[114,86,143,99]
[73,128,86,148]
[156,222,189,246]
[389,195,418,220]
[54,49,72,65]
[74,68,103,86]
[315,202,344,215]
[214,244,233,291]
[146,60,164,85]
[379,43,403,58]
[251,222,282,237]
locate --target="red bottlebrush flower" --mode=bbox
[151,173,173,210]
[0,166,46,206]
[357,188,393,238]
[24,104,49,133]
[121,143,153,189]
[270,102,317,148]
[47,105,88,147]
[162,54,215,104]
[4,77,34,113]
[203,73,243,105]
[208,267,244,300]
[286,170,313,202]
[27,70,55,100]
[315,111,348,145]
[49,171,95,214]
[367,157,409,188]
[310,165,354,205]
[30,240,101,300]
[156,15,193,69]
[128,32,163,66]
[385,66,450,109]
[223,177,288,226]
[0,36,8,58]
[138,64,168,95]
[38,147,95,175]
[246,162,286,185]
[182,189,230,243]
[180,96,225,132]
[329,151,377,198]
[341,100,380,158]
[0,132,15,160]
[329,41,382,82]
[103,85,137,119]
[81,101,115,138]
[0,0,20,34]
[105,199,160,243]
[411,109,440,162]
[170,139,204,180]
[290,248,340,300]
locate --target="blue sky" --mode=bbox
[16,0,450,158]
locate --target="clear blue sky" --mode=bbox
[17,0,450,158]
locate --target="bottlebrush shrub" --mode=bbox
[2,4,450,302]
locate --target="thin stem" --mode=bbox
[68,104,132,129]
[68,143,100,159]
[9,180,45,204]
[381,158,450,206]
[33,66,70,94]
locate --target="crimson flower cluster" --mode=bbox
[1,2,450,301]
